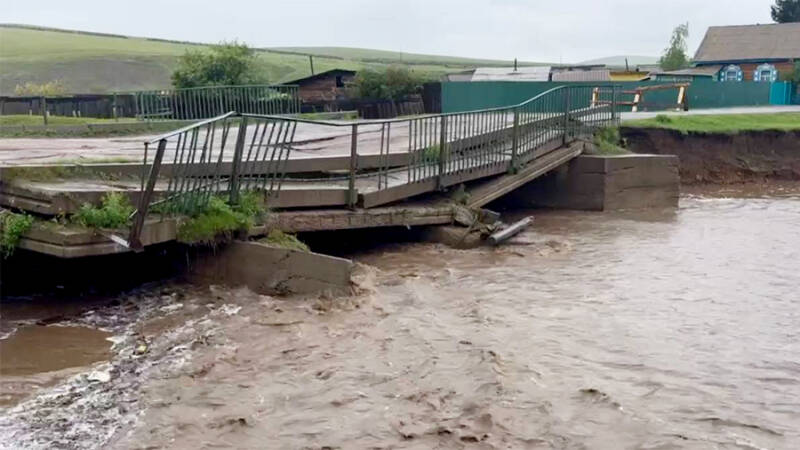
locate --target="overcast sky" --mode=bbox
[3,0,777,62]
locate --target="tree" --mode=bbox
[771,0,800,23]
[659,23,690,72]
[350,66,423,100]
[171,42,264,89]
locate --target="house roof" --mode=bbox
[650,65,723,77]
[470,66,551,82]
[551,69,611,82]
[282,69,356,85]
[694,23,800,63]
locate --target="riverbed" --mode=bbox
[1,186,799,449]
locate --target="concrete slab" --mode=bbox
[187,241,353,296]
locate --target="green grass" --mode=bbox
[0,115,189,137]
[0,24,548,94]
[0,114,138,126]
[592,126,630,155]
[623,113,800,133]
[260,229,310,252]
[73,192,134,229]
[176,192,267,245]
[0,211,34,257]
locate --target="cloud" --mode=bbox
[4,0,776,62]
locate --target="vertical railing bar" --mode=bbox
[348,123,358,208]
[228,116,248,204]
[129,138,167,250]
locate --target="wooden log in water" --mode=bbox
[488,216,533,246]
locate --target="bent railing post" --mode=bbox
[229,115,248,205]
[129,138,167,251]
[348,124,358,208]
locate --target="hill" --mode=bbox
[0,24,543,95]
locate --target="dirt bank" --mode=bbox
[620,128,800,184]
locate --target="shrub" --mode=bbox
[655,114,673,124]
[14,80,67,96]
[73,192,134,229]
[350,66,423,100]
[1,212,34,258]
[176,192,267,245]
[172,41,266,89]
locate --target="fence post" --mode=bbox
[229,116,248,205]
[41,96,48,126]
[112,93,118,121]
[611,86,617,124]
[129,138,167,252]
[510,108,519,172]
[348,124,359,208]
[437,115,447,190]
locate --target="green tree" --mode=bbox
[659,23,690,72]
[771,0,800,22]
[350,66,423,100]
[171,42,264,89]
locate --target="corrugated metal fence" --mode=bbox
[442,80,796,113]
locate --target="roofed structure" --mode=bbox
[694,23,800,63]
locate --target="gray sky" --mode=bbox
[4,0,777,62]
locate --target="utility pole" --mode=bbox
[308,55,315,75]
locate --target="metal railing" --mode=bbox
[128,112,295,249]
[128,85,618,249]
[134,84,301,121]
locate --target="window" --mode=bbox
[754,64,777,83]
[720,64,743,82]
[335,75,344,88]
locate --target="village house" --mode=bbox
[690,23,800,82]
[282,69,356,110]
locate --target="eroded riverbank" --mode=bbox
[2,186,800,449]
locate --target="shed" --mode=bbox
[283,69,356,104]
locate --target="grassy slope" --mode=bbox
[623,113,800,133]
[272,46,541,67]
[0,25,541,94]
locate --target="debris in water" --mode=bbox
[87,366,112,383]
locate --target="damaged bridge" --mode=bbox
[1,85,620,258]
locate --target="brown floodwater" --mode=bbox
[1,186,799,449]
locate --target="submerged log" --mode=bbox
[488,216,533,246]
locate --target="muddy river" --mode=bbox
[1,187,799,449]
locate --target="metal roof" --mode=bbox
[551,69,611,82]
[650,65,723,77]
[282,69,356,86]
[470,66,551,82]
[694,23,800,62]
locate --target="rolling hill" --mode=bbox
[0,24,543,95]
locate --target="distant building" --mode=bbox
[441,65,612,82]
[691,23,800,82]
[470,66,552,82]
[283,69,356,105]
[649,65,723,83]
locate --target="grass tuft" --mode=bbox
[260,229,310,252]
[1,211,34,258]
[592,127,630,155]
[73,192,134,229]
[176,192,267,245]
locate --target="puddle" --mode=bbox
[0,325,112,406]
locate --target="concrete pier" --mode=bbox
[502,154,680,211]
